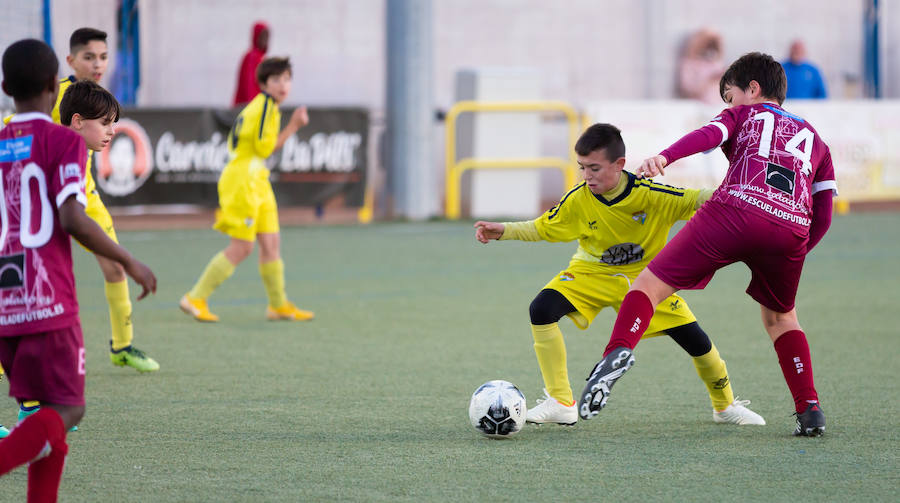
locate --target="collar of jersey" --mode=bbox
[65,75,76,83]
[591,171,634,206]
[8,112,52,124]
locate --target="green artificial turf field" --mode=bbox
[1,213,897,502]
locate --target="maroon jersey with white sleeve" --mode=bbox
[0,112,87,335]
[661,103,837,235]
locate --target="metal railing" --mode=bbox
[444,100,581,219]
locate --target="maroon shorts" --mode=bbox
[647,201,808,313]
[0,325,85,406]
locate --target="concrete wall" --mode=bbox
[0,0,886,108]
[139,0,385,108]
[135,0,867,108]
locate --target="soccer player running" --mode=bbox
[0,39,156,501]
[578,53,835,437]
[475,123,765,427]
[180,57,314,322]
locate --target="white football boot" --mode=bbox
[712,398,766,425]
[526,389,578,425]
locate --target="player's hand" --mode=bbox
[290,106,309,128]
[123,259,157,300]
[474,221,504,243]
[637,155,668,178]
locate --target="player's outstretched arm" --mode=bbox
[58,198,157,299]
[474,221,504,243]
[274,106,309,152]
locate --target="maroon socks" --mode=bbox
[774,329,819,413]
[604,290,654,357]
[0,407,68,503]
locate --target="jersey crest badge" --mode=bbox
[632,211,647,225]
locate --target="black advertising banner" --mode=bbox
[92,107,368,207]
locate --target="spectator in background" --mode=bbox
[782,39,827,99]
[677,29,725,105]
[233,21,270,106]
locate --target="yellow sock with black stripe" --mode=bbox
[532,323,574,406]
[189,251,235,300]
[105,280,133,351]
[259,259,287,309]
[692,343,735,412]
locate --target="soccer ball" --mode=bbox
[468,380,527,438]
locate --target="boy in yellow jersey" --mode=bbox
[180,57,314,322]
[474,123,764,426]
[55,28,159,373]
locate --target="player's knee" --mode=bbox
[226,240,254,263]
[761,307,798,328]
[529,289,573,325]
[50,405,85,431]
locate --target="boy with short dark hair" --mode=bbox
[61,27,159,374]
[52,27,109,124]
[475,123,764,427]
[579,52,836,437]
[33,27,159,373]
[181,56,314,322]
[7,27,156,432]
[0,38,156,501]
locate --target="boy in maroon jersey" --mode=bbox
[577,52,835,437]
[0,39,156,501]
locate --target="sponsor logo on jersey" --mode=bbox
[0,254,25,289]
[61,162,81,181]
[765,162,795,195]
[0,135,32,161]
[95,118,154,196]
[669,299,680,311]
[601,243,644,266]
[559,272,575,282]
[588,220,597,230]
[632,211,647,224]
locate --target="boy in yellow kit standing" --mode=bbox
[55,29,159,373]
[180,57,314,322]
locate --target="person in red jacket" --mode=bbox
[233,22,270,106]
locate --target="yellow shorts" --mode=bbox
[79,175,118,250]
[543,269,696,338]
[213,163,280,242]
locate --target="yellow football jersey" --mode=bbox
[51,75,76,124]
[534,172,701,277]
[226,92,281,173]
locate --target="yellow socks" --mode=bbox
[259,259,287,309]
[692,343,735,412]
[188,251,235,300]
[105,280,133,351]
[532,323,574,406]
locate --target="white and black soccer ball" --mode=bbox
[468,380,527,438]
